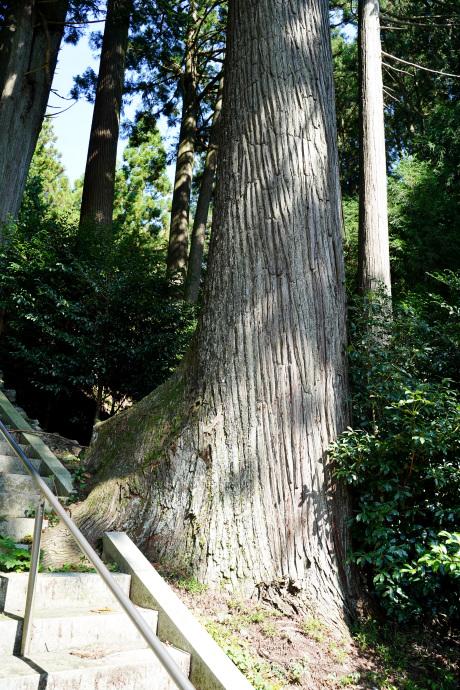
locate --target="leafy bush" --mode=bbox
[0,217,197,426]
[330,280,460,620]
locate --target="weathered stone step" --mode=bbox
[0,492,51,518]
[0,455,41,475]
[0,474,53,495]
[0,573,131,614]
[0,517,48,542]
[0,606,158,654]
[0,644,190,689]
[0,441,30,457]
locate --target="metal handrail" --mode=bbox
[0,419,195,690]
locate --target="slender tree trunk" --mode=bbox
[94,381,104,426]
[166,0,198,280]
[0,0,67,226]
[42,0,356,631]
[79,0,130,227]
[358,0,391,297]
[184,75,223,303]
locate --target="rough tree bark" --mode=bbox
[184,74,223,304]
[166,0,198,280]
[0,0,67,226]
[79,0,130,227]
[358,0,392,297]
[43,0,356,630]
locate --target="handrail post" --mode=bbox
[20,495,45,657]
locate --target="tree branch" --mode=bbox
[381,51,460,78]
[382,61,415,77]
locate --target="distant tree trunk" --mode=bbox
[94,381,104,426]
[0,0,67,226]
[358,0,391,297]
[166,0,198,281]
[79,0,130,227]
[42,0,356,632]
[184,74,223,304]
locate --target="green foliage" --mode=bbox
[19,121,79,225]
[113,112,171,238]
[0,217,197,423]
[301,616,327,644]
[0,117,196,430]
[330,279,460,620]
[332,32,359,196]
[351,617,459,689]
[174,576,209,594]
[203,618,284,690]
[338,672,360,686]
[388,99,460,287]
[26,505,60,528]
[388,155,460,285]
[0,534,32,572]
[406,531,460,579]
[342,195,359,289]
[48,559,118,573]
[343,100,460,291]
[287,656,310,684]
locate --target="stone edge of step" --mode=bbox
[103,532,254,690]
[0,643,191,684]
[0,390,74,497]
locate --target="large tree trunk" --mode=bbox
[43,0,356,630]
[79,0,130,227]
[184,74,223,304]
[0,0,67,226]
[358,0,391,297]
[166,0,198,281]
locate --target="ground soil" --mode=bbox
[165,578,460,690]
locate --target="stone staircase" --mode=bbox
[0,434,52,542]
[0,571,190,688]
[0,408,192,689]
[0,389,252,690]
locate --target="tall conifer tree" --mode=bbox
[42,0,356,630]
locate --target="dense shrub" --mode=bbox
[330,279,460,621]
[0,218,196,425]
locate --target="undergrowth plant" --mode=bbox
[330,277,460,621]
[0,534,33,572]
[47,559,118,573]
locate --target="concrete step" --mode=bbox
[0,492,52,518]
[0,474,54,495]
[0,455,41,475]
[0,442,30,457]
[0,517,48,542]
[0,644,191,689]
[0,606,159,654]
[0,613,22,655]
[0,573,131,614]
